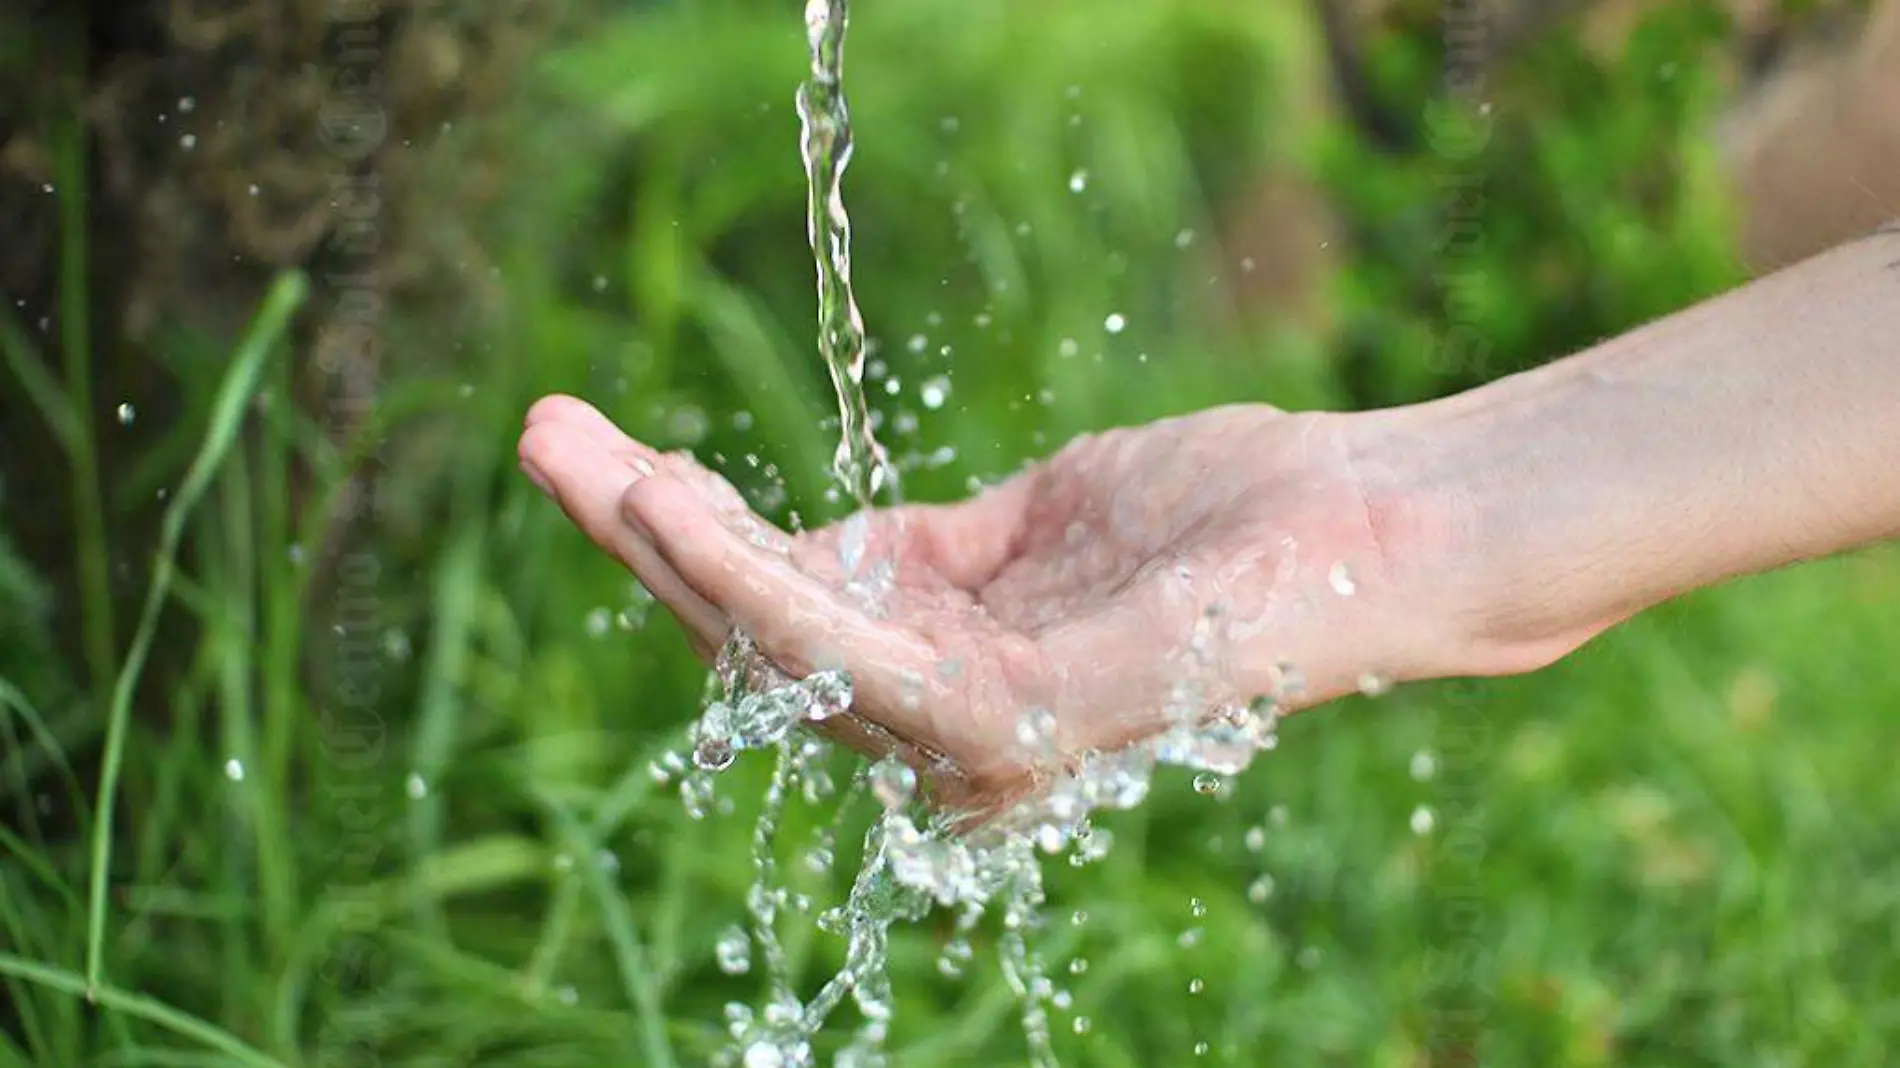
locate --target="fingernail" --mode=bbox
[630,456,654,479]
[521,461,553,497]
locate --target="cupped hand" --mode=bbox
[518,395,1461,815]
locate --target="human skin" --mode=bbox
[1356,221,1900,662]
[517,223,1900,813]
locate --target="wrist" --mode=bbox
[1343,378,1619,682]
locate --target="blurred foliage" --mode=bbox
[1320,0,1749,405]
[3,0,1899,1066]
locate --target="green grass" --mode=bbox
[4,0,1899,1065]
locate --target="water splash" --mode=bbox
[677,1,1294,1063]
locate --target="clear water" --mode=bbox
[797,0,892,514]
[677,2,1293,1064]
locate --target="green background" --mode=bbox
[3,0,1896,1065]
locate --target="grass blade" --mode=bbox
[541,797,676,1068]
[0,953,292,1068]
[0,302,78,452]
[0,677,86,832]
[84,272,310,995]
[407,523,487,938]
[52,117,116,702]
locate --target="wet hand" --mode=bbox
[518,395,1452,814]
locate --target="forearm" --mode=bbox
[1375,225,1900,663]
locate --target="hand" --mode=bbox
[517,395,1479,815]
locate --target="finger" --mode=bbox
[523,400,754,660]
[659,449,754,519]
[525,394,655,463]
[805,711,999,818]
[518,416,728,650]
[621,471,952,752]
[808,712,932,774]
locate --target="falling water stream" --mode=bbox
[676,3,1288,1065]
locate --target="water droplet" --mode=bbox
[1410,805,1435,835]
[585,607,612,638]
[694,737,736,773]
[1072,1016,1092,1035]
[180,134,197,150]
[1358,672,1392,697]
[1247,874,1276,904]
[919,375,951,410]
[1188,978,1205,994]
[553,852,575,873]
[1192,772,1222,795]
[1269,803,1289,826]
[1271,662,1306,702]
[1015,708,1058,753]
[597,849,621,873]
[742,1041,784,1068]
[1034,823,1068,854]
[405,773,428,800]
[223,758,245,782]
[178,96,196,113]
[1244,825,1266,852]
[1194,1040,1211,1056]
[1410,749,1437,781]
[1103,313,1126,334]
[116,403,135,425]
[1328,561,1356,596]
[1177,927,1202,948]
[1068,957,1088,975]
[556,984,579,1005]
[1058,337,1080,359]
[1067,169,1088,193]
[1190,897,1207,918]
[870,759,916,810]
[668,405,710,444]
[716,924,752,975]
[382,628,411,662]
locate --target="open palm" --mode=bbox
[519,395,1402,813]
